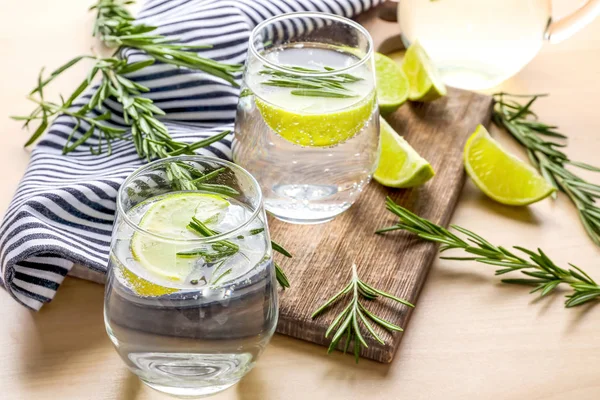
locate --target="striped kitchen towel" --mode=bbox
[0,0,381,310]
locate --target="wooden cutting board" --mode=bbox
[270,3,494,363]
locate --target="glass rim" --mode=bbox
[116,155,264,244]
[249,11,374,77]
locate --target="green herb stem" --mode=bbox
[181,214,292,289]
[312,263,414,362]
[378,197,600,308]
[14,0,240,168]
[259,65,361,99]
[291,89,356,98]
[92,0,240,85]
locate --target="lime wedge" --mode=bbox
[256,93,375,147]
[129,192,229,285]
[374,117,435,188]
[374,52,409,115]
[402,41,447,102]
[464,125,555,206]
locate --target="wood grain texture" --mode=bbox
[271,87,493,362]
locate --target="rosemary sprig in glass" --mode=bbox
[493,93,600,246]
[378,197,600,308]
[311,263,414,362]
[259,66,362,99]
[179,217,237,286]
[167,162,241,194]
[180,217,291,288]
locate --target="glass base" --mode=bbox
[273,214,335,225]
[266,201,350,225]
[126,352,254,399]
[267,184,352,224]
[143,380,237,398]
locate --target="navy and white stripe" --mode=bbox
[1,0,380,310]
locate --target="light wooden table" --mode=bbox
[2,1,600,399]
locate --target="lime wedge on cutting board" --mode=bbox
[374,117,435,188]
[464,125,555,206]
[374,52,409,115]
[402,41,447,102]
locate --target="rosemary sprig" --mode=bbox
[13,63,230,192]
[91,0,241,85]
[181,217,243,257]
[493,93,600,246]
[179,217,236,284]
[180,216,292,288]
[311,263,414,362]
[14,0,239,162]
[12,67,127,153]
[378,197,600,308]
[290,89,356,98]
[17,57,229,158]
[259,66,361,98]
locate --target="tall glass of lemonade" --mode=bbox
[233,12,379,224]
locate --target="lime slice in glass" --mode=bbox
[129,192,229,285]
[256,93,375,147]
[118,267,178,297]
[374,117,434,188]
[464,125,555,206]
[402,41,447,102]
[375,52,409,115]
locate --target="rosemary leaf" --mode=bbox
[259,65,361,99]
[291,89,357,98]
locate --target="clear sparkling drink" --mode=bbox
[233,14,379,224]
[104,157,276,398]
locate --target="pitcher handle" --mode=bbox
[546,0,600,43]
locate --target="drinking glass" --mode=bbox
[398,0,600,90]
[104,156,277,397]
[233,12,380,225]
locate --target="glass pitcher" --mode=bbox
[397,0,600,90]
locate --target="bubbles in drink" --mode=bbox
[233,43,380,224]
[105,192,276,396]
